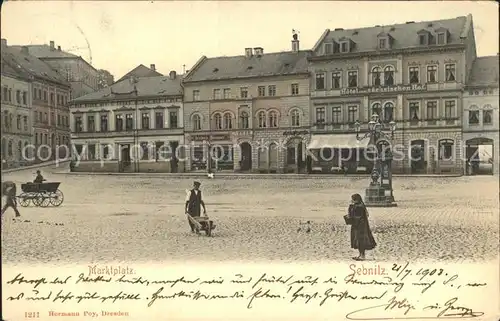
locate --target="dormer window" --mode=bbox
[377,32,393,50]
[417,29,431,46]
[435,27,450,45]
[340,41,349,53]
[379,38,387,49]
[324,43,333,55]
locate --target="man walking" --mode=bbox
[185,181,206,233]
[1,181,21,217]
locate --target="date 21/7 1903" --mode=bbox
[392,262,447,281]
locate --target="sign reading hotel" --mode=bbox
[340,84,427,96]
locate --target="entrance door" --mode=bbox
[240,142,252,171]
[410,140,426,174]
[120,144,131,171]
[169,141,179,173]
[466,137,494,175]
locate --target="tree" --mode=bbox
[97,69,114,89]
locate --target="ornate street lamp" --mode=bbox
[354,114,397,207]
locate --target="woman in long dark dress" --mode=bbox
[348,193,376,260]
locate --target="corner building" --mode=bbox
[308,15,477,174]
[182,35,311,173]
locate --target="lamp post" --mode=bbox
[354,114,397,207]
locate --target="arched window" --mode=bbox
[384,65,395,86]
[9,114,13,129]
[8,140,13,156]
[269,111,278,128]
[1,138,6,158]
[192,114,201,131]
[214,113,222,130]
[239,111,249,129]
[223,113,232,129]
[371,103,382,117]
[438,139,454,160]
[3,112,8,129]
[18,141,22,155]
[372,66,381,86]
[258,111,266,128]
[291,109,300,127]
[383,102,394,122]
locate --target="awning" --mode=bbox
[307,134,370,149]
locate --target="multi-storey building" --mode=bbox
[307,15,477,174]
[2,39,71,163]
[182,34,311,173]
[1,41,33,169]
[463,55,499,175]
[69,70,184,173]
[14,41,99,99]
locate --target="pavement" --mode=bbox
[1,164,498,264]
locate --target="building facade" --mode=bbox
[307,15,477,174]
[69,71,185,173]
[463,55,499,175]
[182,34,311,173]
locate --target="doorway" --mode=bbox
[240,142,252,171]
[169,141,179,173]
[410,140,426,174]
[466,137,494,175]
[120,144,131,171]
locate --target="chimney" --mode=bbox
[21,46,29,55]
[49,41,55,50]
[245,48,253,58]
[57,46,61,51]
[254,47,264,56]
[292,33,300,52]
[1,38,7,47]
[169,70,176,79]
[150,64,156,71]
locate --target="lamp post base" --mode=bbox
[364,186,398,207]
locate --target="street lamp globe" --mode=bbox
[368,120,376,131]
[374,122,382,133]
[389,120,397,133]
[371,114,380,123]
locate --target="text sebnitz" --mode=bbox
[349,264,387,276]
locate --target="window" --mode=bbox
[483,109,493,125]
[438,139,454,160]
[409,102,420,121]
[268,85,276,97]
[155,112,164,129]
[437,33,446,45]
[16,90,21,104]
[384,66,394,86]
[50,93,54,105]
[74,116,83,132]
[193,90,200,101]
[269,111,278,128]
[23,116,28,131]
[324,43,333,55]
[348,71,358,88]
[257,111,266,128]
[372,103,381,116]
[348,106,358,123]
[409,67,419,84]
[193,114,201,130]
[240,87,248,98]
[372,67,381,86]
[426,101,437,120]
[115,114,123,131]
[419,34,427,45]
[223,113,232,129]
[100,114,108,132]
[468,110,479,125]
[142,112,150,129]
[445,64,456,82]
[43,91,47,101]
[51,112,55,125]
[240,111,249,129]
[332,106,341,124]
[87,115,95,132]
[57,114,61,126]
[223,88,231,99]
[383,102,394,122]
[213,89,221,100]
[444,100,455,119]
[332,72,341,89]
[291,109,300,127]
[291,83,299,95]
[3,87,8,101]
[125,114,133,131]
[214,113,222,129]
[17,115,21,130]
[340,41,348,53]
[315,107,325,128]
[258,86,266,97]
[378,38,386,49]
[426,65,437,83]
[169,111,178,128]
[44,112,48,123]
[315,73,325,90]
[37,89,42,100]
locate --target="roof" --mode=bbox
[1,51,32,81]
[312,15,470,55]
[1,44,69,86]
[10,44,79,59]
[467,56,499,87]
[115,64,163,83]
[71,75,182,103]
[183,51,311,83]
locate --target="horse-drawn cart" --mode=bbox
[18,182,64,207]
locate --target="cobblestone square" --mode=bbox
[1,166,498,264]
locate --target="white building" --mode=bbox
[69,71,185,173]
[463,55,499,175]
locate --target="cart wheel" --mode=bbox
[32,193,42,207]
[18,193,31,207]
[50,189,64,207]
[205,221,212,237]
[39,193,51,207]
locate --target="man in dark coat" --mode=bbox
[33,170,45,183]
[185,181,206,233]
[1,181,21,217]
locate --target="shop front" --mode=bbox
[187,133,234,171]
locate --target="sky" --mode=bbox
[2,1,498,80]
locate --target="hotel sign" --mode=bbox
[191,134,230,141]
[340,84,427,96]
[283,130,309,136]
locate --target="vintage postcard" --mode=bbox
[1,1,499,320]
